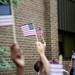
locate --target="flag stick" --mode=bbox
[34,25,45,43]
[10,0,17,44]
[40,31,45,43]
[35,29,39,42]
[37,27,45,43]
[33,24,39,41]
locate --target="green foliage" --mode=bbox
[0,0,10,5]
[0,47,12,70]
[12,0,24,6]
[0,47,9,54]
[0,58,12,69]
[0,0,24,6]
[12,0,17,5]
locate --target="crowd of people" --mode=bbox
[10,41,73,75]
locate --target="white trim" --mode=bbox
[0,15,14,26]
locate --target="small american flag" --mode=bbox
[21,23,36,36]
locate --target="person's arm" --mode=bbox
[36,42,49,73]
[10,43,24,75]
[16,67,24,75]
[68,63,72,75]
[40,54,49,73]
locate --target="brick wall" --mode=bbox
[44,0,59,59]
[50,0,59,59]
[0,0,45,75]
[0,0,59,75]
[44,0,52,60]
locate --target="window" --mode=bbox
[0,0,11,16]
[0,0,14,26]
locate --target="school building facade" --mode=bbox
[0,0,75,75]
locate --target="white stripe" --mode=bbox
[0,15,14,26]
[21,25,36,36]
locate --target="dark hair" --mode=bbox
[34,60,43,73]
[70,67,73,75]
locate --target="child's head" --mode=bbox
[34,60,43,73]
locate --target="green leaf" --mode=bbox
[0,0,9,5]
[0,0,24,6]
[0,47,9,54]
[0,59,12,69]
[12,0,18,5]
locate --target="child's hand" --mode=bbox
[36,41,46,55]
[10,43,24,68]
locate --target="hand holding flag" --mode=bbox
[36,27,45,43]
[36,41,46,55]
[21,23,46,47]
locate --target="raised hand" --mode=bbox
[10,43,24,68]
[36,41,46,55]
[36,41,49,73]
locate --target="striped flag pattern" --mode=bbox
[21,23,36,36]
[0,15,14,26]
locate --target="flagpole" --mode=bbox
[40,30,45,43]
[33,25,45,43]
[35,29,39,42]
[37,27,45,43]
[33,24,39,41]
[10,0,17,44]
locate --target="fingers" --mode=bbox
[36,41,46,51]
[36,41,41,47]
[10,43,20,51]
[36,41,46,55]
[10,43,22,60]
[36,41,46,47]
[10,43,21,54]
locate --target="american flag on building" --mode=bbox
[0,15,14,26]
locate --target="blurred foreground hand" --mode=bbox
[10,43,24,68]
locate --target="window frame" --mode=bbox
[0,0,14,26]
